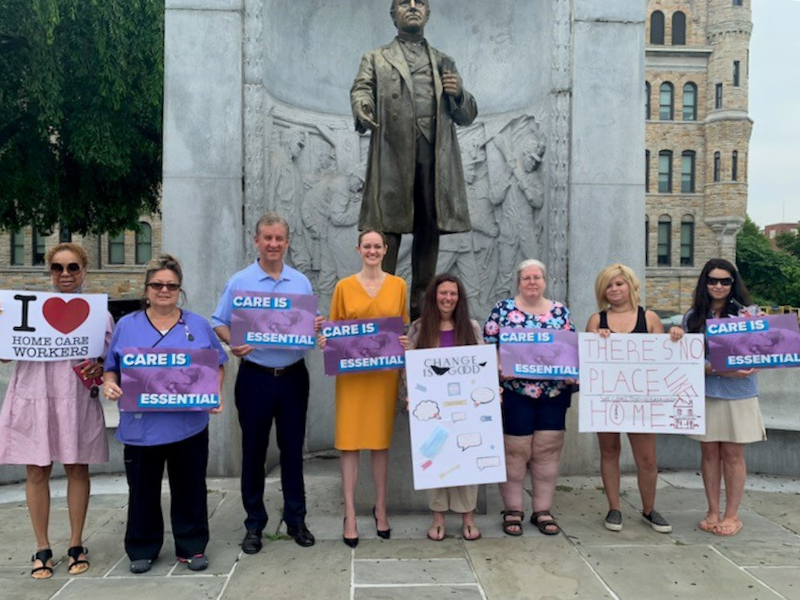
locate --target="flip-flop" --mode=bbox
[427,524,445,541]
[67,546,90,575]
[698,516,719,533]
[462,523,482,541]
[713,519,743,537]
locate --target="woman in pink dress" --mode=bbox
[0,243,112,579]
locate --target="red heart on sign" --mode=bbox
[42,297,91,334]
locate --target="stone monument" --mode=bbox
[161,0,647,491]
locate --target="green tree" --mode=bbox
[736,217,800,307]
[775,225,800,261]
[0,0,164,235]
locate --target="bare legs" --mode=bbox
[27,463,91,573]
[499,432,565,534]
[699,441,746,534]
[341,449,390,538]
[598,432,658,514]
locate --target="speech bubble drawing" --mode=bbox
[477,456,501,470]
[451,412,467,423]
[471,387,495,406]
[413,400,440,421]
[447,382,461,396]
[457,432,482,452]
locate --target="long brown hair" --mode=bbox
[415,273,477,349]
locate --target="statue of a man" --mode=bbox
[351,0,478,319]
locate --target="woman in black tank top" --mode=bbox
[585,264,674,534]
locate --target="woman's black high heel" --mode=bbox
[373,506,391,539]
[343,516,359,548]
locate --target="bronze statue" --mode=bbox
[351,0,478,319]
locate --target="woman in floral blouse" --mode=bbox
[484,259,575,537]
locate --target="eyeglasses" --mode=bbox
[520,275,544,283]
[50,262,82,274]
[707,277,734,287]
[146,282,181,292]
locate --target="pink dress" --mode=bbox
[0,315,113,466]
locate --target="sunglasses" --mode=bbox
[707,277,734,287]
[146,282,181,292]
[50,262,82,274]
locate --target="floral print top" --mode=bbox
[483,298,575,399]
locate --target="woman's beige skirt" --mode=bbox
[689,396,766,443]
[427,486,479,513]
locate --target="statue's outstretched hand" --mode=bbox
[356,103,379,131]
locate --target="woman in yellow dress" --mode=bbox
[326,230,409,547]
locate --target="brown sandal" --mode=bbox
[531,511,561,535]
[501,510,524,536]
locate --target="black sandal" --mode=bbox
[67,545,90,575]
[531,510,561,535]
[501,510,524,536]
[31,548,53,580]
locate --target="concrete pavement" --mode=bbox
[1,458,799,600]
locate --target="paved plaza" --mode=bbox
[1,458,799,600]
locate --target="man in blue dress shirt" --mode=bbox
[213,211,316,552]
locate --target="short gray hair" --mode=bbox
[255,211,290,238]
[516,258,547,284]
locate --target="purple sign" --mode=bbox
[321,317,405,375]
[229,292,317,349]
[119,347,220,412]
[499,328,579,380]
[707,314,800,372]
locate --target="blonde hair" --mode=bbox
[594,264,640,311]
[46,243,89,269]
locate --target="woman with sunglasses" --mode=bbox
[103,255,227,573]
[0,243,113,579]
[680,259,765,537]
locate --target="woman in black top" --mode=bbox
[586,264,678,534]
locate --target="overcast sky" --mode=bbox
[748,0,800,227]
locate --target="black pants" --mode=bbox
[235,360,310,533]
[383,135,439,321]
[124,427,209,561]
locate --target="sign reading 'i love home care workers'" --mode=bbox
[706,314,800,372]
[0,290,108,361]
[229,292,317,349]
[119,347,221,412]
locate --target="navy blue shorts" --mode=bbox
[501,388,571,436]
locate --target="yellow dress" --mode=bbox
[331,274,409,450]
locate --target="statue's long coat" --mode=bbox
[351,38,478,234]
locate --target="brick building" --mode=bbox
[764,222,799,249]
[0,217,162,299]
[645,0,752,314]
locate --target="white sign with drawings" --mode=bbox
[406,344,506,490]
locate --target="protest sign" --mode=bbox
[499,328,578,379]
[707,314,800,372]
[0,290,108,361]
[321,317,405,375]
[406,344,506,490]
[119,347,220,412]
[578,333,706,434]
[229,291,317,349]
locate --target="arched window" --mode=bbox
[650,11,665,45]
[657,215,672,266]
[10,230,24,265]
[659,82,674,120]
[136,222,153,264]
[32,230,46,265]
[732,151,739,181]
[646,82,651,120]
[658,150,673,193]
[681,151,696,193]
[645,150,651,192]
[713,152,721,182]
[680,215,695,266]
[672,12,686,45]
[108,232,125,265]
[682,83,697,121]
